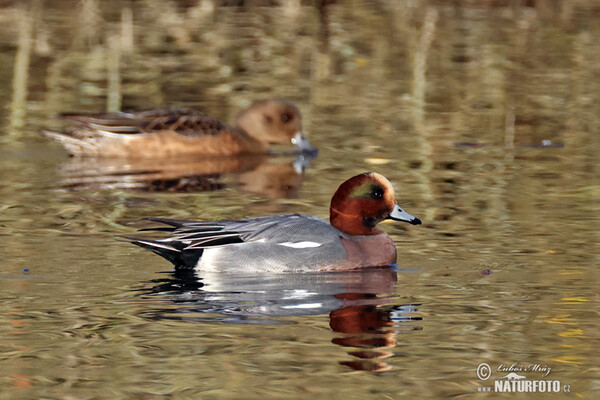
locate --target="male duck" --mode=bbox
[43,98,316,157]
[129,172,421,272]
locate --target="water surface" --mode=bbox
[0,1,598,398]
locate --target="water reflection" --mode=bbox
[332,296,421,372]
[139,267,421,372]
[54,153,315,198]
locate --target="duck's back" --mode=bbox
[197,214,348,272]
[61,109,229,137]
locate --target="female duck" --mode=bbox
[129,172,421,272]
[43,98,316,157]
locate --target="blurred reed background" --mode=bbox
[2,0,598,137]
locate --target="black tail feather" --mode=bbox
[125,237,203,269]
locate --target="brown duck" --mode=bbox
[43,98,316,158]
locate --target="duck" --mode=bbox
[127,172,421,272]
[43,98,316,158]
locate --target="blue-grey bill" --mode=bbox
[291,131,318,154]
[388,204,422,225]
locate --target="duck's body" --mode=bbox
[129,172,421,272]
[43,99,316,158]
[133,214,397,272]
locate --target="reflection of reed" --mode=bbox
[409,7,438,223]
[411,7,438,119]
[120,7,134,52]
[313,0,333,82]
[76,0,101,48]
[8,7,34,135]
[106,33,122,112]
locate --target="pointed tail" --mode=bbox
[42,130,98,155]
[124,236,203,270]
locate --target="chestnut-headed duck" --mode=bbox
[128,172,421,272]
[43,98,316,158]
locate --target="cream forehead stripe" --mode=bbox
[350,178,394,198]
[350,181,376,197]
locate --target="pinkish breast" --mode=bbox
[329,233,397,270]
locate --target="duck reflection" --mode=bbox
[139,267,422,372]
[55,153,315,198]
[331,296,420,372]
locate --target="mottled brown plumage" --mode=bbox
[43,99,315,158]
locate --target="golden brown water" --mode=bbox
[0,1,598,398]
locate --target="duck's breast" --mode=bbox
[331,233,397,270]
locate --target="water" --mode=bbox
[1,1,599,398]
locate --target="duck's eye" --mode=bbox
[371,186,384,200]
[281,113,292,123]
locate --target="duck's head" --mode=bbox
[235,98,317,154]
[330,172,421,236]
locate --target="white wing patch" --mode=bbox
[278,241,322,249]
[281,303,324,310]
